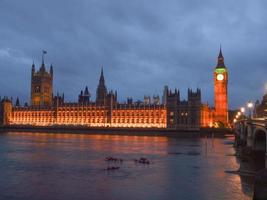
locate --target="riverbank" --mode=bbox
[0,125,233,137]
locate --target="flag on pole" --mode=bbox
[42,50,47,64]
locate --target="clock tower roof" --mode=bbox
[216,45,226,69]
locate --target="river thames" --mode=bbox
[0,132,255,200]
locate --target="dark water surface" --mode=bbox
[0,132,254,200]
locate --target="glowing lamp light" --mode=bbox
[233,119,237,123]
[247,101,254,118]
[240,107,245,113]
[247,102,253,108]
[209,122,213,127]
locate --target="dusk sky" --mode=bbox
[0,0,267,109]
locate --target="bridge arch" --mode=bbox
[253,128,267,152]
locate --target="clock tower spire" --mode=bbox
[217,45,225,68]
[214,46,228,126]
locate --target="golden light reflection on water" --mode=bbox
[85,134,169,154]
[1,132,254,200]
[7,132,167,141]
[197,137,253,200]
[6,131,169,154]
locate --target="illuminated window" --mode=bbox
[35,86,41,93]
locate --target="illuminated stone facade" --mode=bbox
[200,103,214,127]
[0,49,230,129]
[198,47,229,127]
[0,65,167,128]
[0,98,13,125]
[31,61,53,106]
[3,103,166,128]
[214,47,229,126]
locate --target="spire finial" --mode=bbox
[32,60,35,74]
[50,63,53,75]
[40,50,47,72]
[84,86,89,95]
[101,66,104,77]
[219,44,223,57]
[99,66,105,84]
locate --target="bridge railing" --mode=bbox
[249,118,267,127]
[234,118,267,127]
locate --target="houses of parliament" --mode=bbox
[0,49,229,129]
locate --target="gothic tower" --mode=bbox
[188,88,201,128]
[31,58,53,106]
[166,88,180,128]
[214,46,228,126]
[78,86,91,104]
[96,68,107,105]
[0,98,12,125]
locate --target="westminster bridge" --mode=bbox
[234,118,267,167]
[234,118,267,199]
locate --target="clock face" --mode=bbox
[216,74,224,81]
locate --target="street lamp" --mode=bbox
[247,101,253,118]
[240,107,245,113]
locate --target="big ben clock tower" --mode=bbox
[214,47,228,126]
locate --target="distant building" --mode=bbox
[143,95,160,106]
[255,93,267,117]
[153,95,160,105]
[144,95,151,105]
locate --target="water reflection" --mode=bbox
[0,132,254,200]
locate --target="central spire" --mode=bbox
[219,45,223,57]
[96,67,107,105]
[99,67,105,85]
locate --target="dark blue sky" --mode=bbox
[0,0,267,109]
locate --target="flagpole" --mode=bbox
[42,50,47,64]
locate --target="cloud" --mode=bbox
[0,0,267,109]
